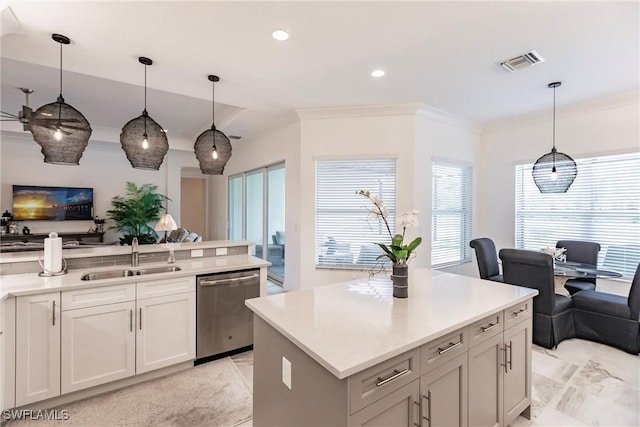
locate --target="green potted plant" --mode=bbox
[107,182,169,245]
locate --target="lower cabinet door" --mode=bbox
[468,333,503,427]
[61,301,136,394]
[349,380,420,427]
[15,292,61,406]
[420,353,468,427]
[503,319,532,426]
[136,292,196,374]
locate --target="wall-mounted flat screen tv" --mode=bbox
[12,185,94,221]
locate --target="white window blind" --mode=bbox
[315,159,396,268]
[515,152,640,279]
[431,161,473,268]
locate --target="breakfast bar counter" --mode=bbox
[246,268,538,426]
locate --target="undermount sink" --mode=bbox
[135,266,182,275]
[81,269,134,281]
[80,265,182,281]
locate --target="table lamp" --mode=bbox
[155,213,177,263]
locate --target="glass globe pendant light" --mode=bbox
[120,57,169,170]
[532,82,577,193]
[28,34,92,165]
[194,75,232,175]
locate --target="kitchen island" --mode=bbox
[246,268,538,427]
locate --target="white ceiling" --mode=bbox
[1,0,638,151]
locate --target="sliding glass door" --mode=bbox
[228,163,285,283]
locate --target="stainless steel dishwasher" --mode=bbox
[196,269,260,360]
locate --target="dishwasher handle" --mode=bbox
[198,273,259,287]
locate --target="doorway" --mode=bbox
[180,176,207,238]
[228,162,285,283]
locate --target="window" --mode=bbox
[431,161,473,268]
[515,152,640,279]
[315,158,396,268]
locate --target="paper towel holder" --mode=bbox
[38,256,68,277]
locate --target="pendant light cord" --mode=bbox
[57,42,63,123]
[143,63,147,136]
[211,80,215,130]
[552,85,556,165]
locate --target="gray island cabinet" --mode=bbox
[246,268,537,427]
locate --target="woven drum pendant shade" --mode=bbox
[195,127,232,175]
[120,57,168,170]
[30,96,92,165]
[120,111,168,170]
[532,82,577,193]
[28,34,92,165]
[194,75,232,175]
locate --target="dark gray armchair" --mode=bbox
[556,240,601,295]
[572,263,640,354]
[499,248,574,349]
[469,238,503,282]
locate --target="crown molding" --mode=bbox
[480,90,639,135]
[415,104,480,133]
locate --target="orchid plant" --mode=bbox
[357,190,422,266]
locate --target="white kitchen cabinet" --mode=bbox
[136,291,195,374]
[61,301,136,394]
[503,319,532,426]
[468,333,503,427]
[15,292,61,406]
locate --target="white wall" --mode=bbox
[0,132,202,242]
[478,95,640,261]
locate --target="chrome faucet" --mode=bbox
[131,237,139,267]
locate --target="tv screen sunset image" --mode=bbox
[12,186,94,221]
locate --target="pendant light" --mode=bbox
[194,75,232,175]
[28,34,92,165]
[532,82,577,193]
[120,57,168,170]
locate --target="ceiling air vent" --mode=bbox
[500,50,544,72]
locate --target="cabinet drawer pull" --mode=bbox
[52,300,56,326]
[375,368,409,387]
[480,322,499,333]
[129,309,133,332]
[514,308,528,317]
[413,400,421,427]
[139,308,142,330]
[507,341,513,371]
[437,341,462,355]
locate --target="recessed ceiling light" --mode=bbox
[371,69,385,78]
[272,29,290,41]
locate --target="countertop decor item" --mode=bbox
[93,216,106,233]
[120,57,169,170]
[28,34,92,165]
[155,212,178,263]
[532,81,577,193]
[107,182,169,245]
[194,75,232,175]
[357,190,422,298]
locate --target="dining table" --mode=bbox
[553,260,622,296]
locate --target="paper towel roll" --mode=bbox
[44,232,62,273]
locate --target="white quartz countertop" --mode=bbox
[0,240,255,263]
[0,254,269,301]
[246,268,538,379]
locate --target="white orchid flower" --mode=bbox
[398,210,420,228]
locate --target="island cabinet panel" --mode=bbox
[420,353,468,427]
[349,380,420,427]
[503,319,532,426]
[15,292,61,406]
[61,301,136,394]
[468,333,504,427]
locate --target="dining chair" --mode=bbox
[572,262,640,354]
[469,238,503,282]
[499,248,574,349]
[556,240,601,294]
